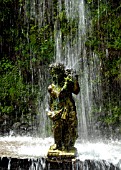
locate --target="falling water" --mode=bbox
[54,0,86,68]
[20,0,53,137]
[21,0,96,140]
[21,0,103,140]
[53,0,102,141]
[1,0,121,169]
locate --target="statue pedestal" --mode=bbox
[47,145,77,159]
[47,145,77,170]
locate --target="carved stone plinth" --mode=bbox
[47,145,77,169]
[47,145,77,159]
[47,158,76,170]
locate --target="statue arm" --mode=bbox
[61,75,80,95]
[61,75,73,91]
[47,84,62,121]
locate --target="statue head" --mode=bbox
[49,63,65,75]
[49,63,66,84]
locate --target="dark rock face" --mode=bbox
[74,159,120,170]
[0,114,38,137]
[0,157,120,170]
[0,157,46,170]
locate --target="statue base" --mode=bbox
[47,145,77,170]
[47,144,77,159]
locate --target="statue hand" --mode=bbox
[47,109,62,120]
[47,111,55,119]
[65,75,72,82]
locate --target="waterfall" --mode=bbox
[21,0,103,139]
[20,0,53,137]
[54,0,86,68]
[1,1,121,170]
[53,0,102,141]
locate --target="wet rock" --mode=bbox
[0,157,120,170]
[73,159,120,170]
[12,122,21,129]
[10,158,31,170]
[0,157,9,169]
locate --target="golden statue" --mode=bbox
[47,63,80,156]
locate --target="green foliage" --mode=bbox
[0,0,55,123]
[102,104,121,126]
[86,0,121,130]
[15,24,54,67]
[0,63,35,117]
[86,1,121,50]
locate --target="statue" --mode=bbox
[47,63,80,152]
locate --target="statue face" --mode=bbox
[49,63,65,84]
[52,71,65,84]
